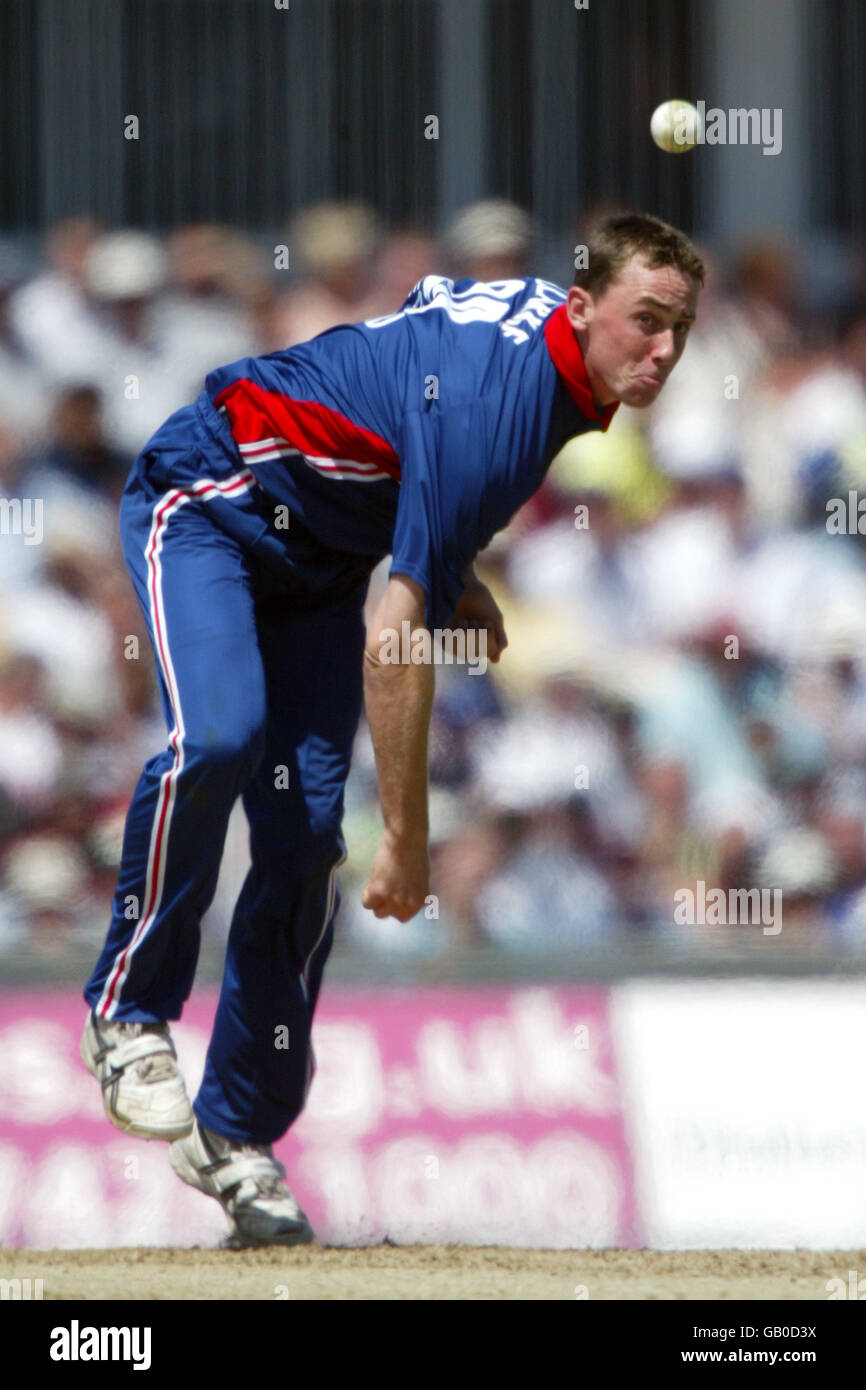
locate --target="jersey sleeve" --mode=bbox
[389,405,490,629]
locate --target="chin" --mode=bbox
[623,384,662,408]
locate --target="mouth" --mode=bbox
[636,374,664,389]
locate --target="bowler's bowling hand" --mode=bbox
[363,828,430,922]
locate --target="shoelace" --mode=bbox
[115,1022,177,1084]
[210,1135,289,1203]
[135,1054,177,1082]
[236,1144,287,1200]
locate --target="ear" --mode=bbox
[566,284,593,332]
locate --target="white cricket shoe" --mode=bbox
[80,1010,194,1141]
[169,1119,315,1248]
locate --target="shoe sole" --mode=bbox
[81,1022,194,1142]
[221,1225,315,1250]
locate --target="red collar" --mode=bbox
[544,303,619,430]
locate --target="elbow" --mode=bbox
[363,641,406,682]
[363,630,435,684]
[363,643,387,677]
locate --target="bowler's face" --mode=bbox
[568,257,699,408]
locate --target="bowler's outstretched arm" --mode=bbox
[362,573,433,921]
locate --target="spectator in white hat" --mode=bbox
[444,198,536,282]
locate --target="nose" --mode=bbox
[652,328,677,367]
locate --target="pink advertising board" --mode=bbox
[0,987,637,1249]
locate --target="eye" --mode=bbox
[637,313,656,329]
[674,320,691,336]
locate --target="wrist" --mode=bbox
[383,822,428,853]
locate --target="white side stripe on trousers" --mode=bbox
[97,470,258,1018]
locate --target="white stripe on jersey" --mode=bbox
[238,438,391,482]
[238,437,295,457]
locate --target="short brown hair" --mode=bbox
[574,212,705,296]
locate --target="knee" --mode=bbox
[185,720,266,782]
[258,822,343,886]
[302,826,344,878]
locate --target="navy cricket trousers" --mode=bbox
[84,414,367,1143]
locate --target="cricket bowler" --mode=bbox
[81,211,703,1246]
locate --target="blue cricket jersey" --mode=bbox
[144,275,618,627]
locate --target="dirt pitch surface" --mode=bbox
[5,1247,862,1300]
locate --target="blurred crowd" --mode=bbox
[2,201,866,964]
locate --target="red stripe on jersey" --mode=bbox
[214,379,401,481]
